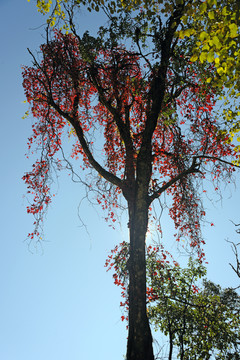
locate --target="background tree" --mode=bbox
[148,259,240,360]
[22,2,239,359]
[106,243,240,359]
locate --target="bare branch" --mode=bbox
[195,155,240,168]
[227,239,240,279]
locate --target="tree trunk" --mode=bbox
[168,330,173,360]
[126,198,154,360]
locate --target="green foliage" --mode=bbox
[147,254,240,359]
[107,243,240,358]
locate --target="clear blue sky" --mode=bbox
[0,1,239,360]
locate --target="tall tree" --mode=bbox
[22,3,239,359]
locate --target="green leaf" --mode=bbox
[200,2,207,13]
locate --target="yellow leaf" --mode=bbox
[181,15,188,25]
[207,52,215,63]
[178,30,185,39]
[199,51,207,63]
[184,28,193,37]
[208,11,214,20]
[229,23,238,38]
[212,36,221,49]
[222,6,228,16]
[217,67,224,75]
[22,111,29,120]
[199,31,208,41]
[190,54,198,62]
[202,43,210,51]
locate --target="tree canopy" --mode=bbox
[29,0,240,148]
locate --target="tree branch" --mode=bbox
[141,2,185,147]
[194,155,240,168]
[47,94,123,189]
[149,156,200,204]
[226,239,240,279]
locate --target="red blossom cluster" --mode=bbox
[22,30,237,246]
